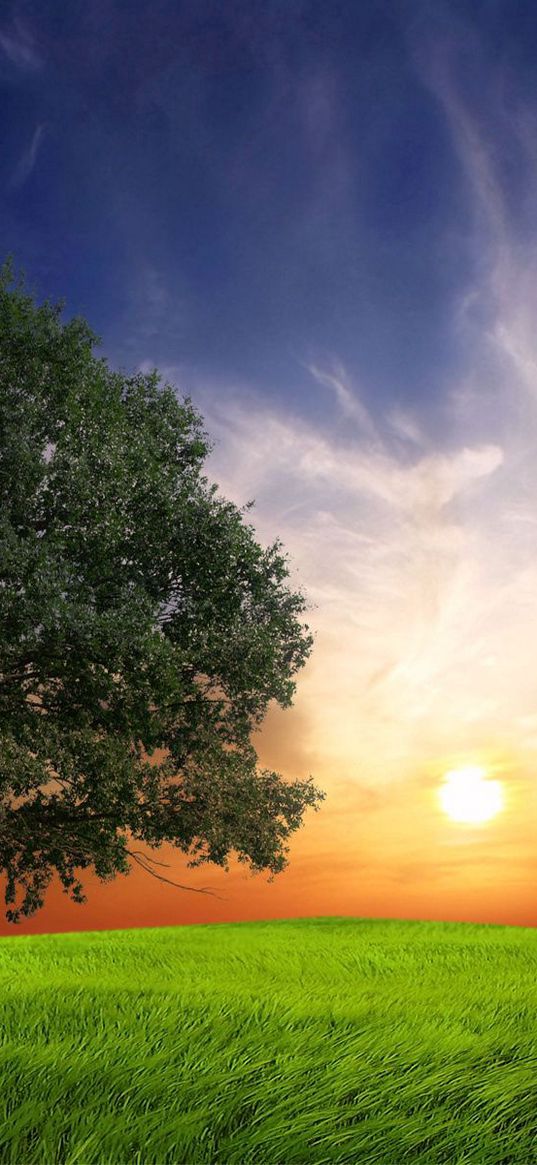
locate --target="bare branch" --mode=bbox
[125,848,227,899]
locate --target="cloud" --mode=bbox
[294,66,355,222]
[155,21,537,819]
[387,408,426,447]
[9,123,46,189]
[141,19,537,907]
[162,368,510,798]
[407,9,537,407]
[0,14,42,71]
[307,360,379,440]
[129,269,190,354]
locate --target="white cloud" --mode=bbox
[175,377,516,791]
[307,360,379,440]
[387,408,425,446]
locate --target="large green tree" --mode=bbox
[0,261,325,923]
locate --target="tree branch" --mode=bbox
[125,848,226,899]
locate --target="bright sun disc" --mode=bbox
[439,766,504,824]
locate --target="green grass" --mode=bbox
[0,915,536,1164]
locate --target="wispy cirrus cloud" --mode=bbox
[409,9,537,415]
[0,12,42,71]
[9,122,46,189]
[306,360,379,441]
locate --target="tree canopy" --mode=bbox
[0,260,325,923]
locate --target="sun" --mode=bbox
[438,765,504,824]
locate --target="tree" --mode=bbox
[0,260,325,923]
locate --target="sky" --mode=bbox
[2,0,537,934]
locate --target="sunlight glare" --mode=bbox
[438,766,504,824]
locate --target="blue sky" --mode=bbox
[2,0,521,427]
[3,0,537,926]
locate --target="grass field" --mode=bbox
[0,915,536,1164]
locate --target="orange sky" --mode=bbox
[4,373,537,935]
[2,702,536,937]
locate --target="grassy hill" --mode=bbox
[0,915,535,1164]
